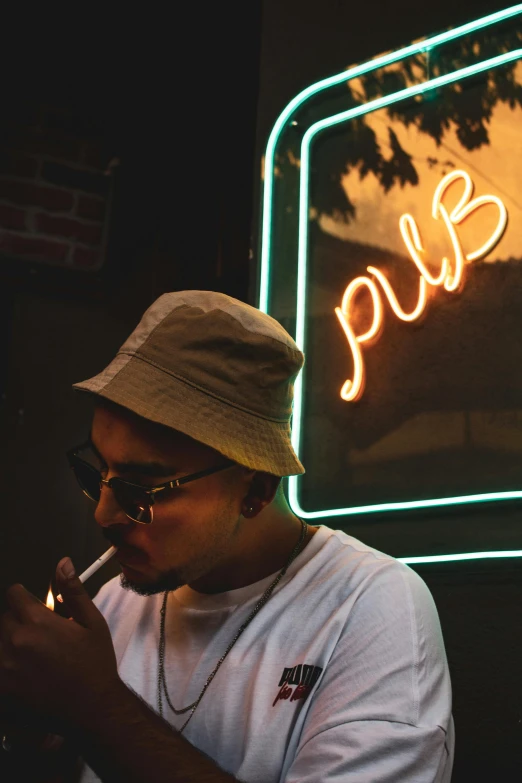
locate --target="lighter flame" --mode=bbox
[46,586,55,611]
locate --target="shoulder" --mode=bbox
[300,528,451,729]
[302,526,446,677]
[306,525,432,610]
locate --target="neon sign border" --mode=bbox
[289,48,522,528]
[258,12,522,564]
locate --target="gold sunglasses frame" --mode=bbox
[66,440,235,524]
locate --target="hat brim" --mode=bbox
[72,353,305,477]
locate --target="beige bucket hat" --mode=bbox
[72,291,305,476]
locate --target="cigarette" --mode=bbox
[56,546,117,603]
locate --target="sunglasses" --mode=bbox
[67,441,235,524]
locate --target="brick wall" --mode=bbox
[0,105,116,271]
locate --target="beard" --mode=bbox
[119,568,186,596]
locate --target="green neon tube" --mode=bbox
[399,550,522,564]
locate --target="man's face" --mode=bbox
[89,401,251,596]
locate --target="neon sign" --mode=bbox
[259,7,522,563]
[335,170,508,402]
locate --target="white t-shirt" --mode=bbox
[79,525,454,782]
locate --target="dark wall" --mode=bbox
[0,5,263,596]
[253,1,522,779]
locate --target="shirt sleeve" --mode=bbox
[283,562,454,783]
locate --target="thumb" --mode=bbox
[55,558,98,628]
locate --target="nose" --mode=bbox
[94,482,133,529]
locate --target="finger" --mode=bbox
[0,615,20,694]
[0,611,18,647]
[55,558,100,629]
[4,585,44,623]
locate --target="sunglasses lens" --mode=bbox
[111,479,153,524]
[70,455,153,523]
[72,460,102,502]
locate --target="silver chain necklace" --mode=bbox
[158,518,308,732]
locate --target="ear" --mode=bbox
[241,472,282,518]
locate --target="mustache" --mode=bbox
[102,527,132,548]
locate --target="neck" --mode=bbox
[188,503,315,595]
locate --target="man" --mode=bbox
[0,290,454,782]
